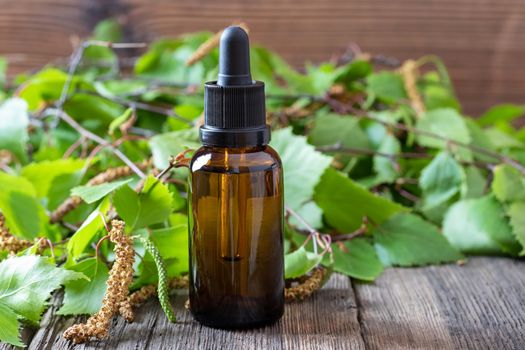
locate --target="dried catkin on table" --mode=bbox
[4,257,524,350]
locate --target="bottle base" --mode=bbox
[191,309,284,330]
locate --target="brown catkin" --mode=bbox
[63,220,135,344]
[399,59,425,117]
[186,22,249,66]
[285,267,326,302]
[50,160,151,223]
[0,213,33,254]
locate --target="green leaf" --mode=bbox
[415,108,471,159]
[71,179,132,204]
[66,198,111,264]
[0,98,29,162]
[478,104,525,127]
[332,238,383,281]
[484,128,524,149]
[58,258,109,315]
[373,213,463,266]
[314,168,407,232]
[461,166,486,199]
[373,133,401,183]
[284,247,322,279]
[465,119,496,162]
[18,68,88,111]
[149,129,200,169]
[114,176,173,230]
[308,113,370,150]
[443,196,521,255]
[507,201,525,256]
[64,93,125,125]
[0,256,85,323]
[135,217,189,287]
[420,71,460,111]
[271,127,332,212]
[335,60,373,86]
[135,34,217,84]
[0,172,45,239]
[419,152,464,209]
[491,164,525,203]
[0,301,23,347]
[21,158,85,209]
[366,72,407,103]
[92,19,123,42]
[109,108,133,135]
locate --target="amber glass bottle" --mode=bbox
[188,27,285,328]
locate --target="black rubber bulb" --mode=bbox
[217,26,253,86]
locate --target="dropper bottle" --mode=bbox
[188,26,285,328]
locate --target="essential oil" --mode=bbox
[188,26,285,328]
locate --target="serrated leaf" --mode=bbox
[18,68,87,111]
[461,166,486,199]
[284,247,322,279]
[21,158,85,209]
[373,133,401,183]
[0,256,86,323]
[332,238,383,281]
[507,201,525,256]
[58,258,109,315]
[114,176,173,230]
[271,127,332,212]
[419,152,464,209]
[308,113,370,150]
[0,98,29,162]
[0,301,23,347]
[478,104,525,127]
[92,18,122,42]
[484,127,524,150]
[366,72,407,103]
[71,179,132,204]
[64,93,125,126]
[135,34,217,84]
[491,164,525,203]
[149,129,200,169]
[314,168,407,232]
[66,198,110,264]
[415,108,471,160]
[443,196,521,255]
[0,172,45,239]
[373,213,463,266]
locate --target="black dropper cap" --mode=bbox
[200,26,269,147]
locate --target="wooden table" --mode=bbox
[3,257,524,349]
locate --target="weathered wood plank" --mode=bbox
[0,0,525,115]
[28,274,364,350]
[354,257,525,350]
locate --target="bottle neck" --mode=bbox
[199,124,270,148]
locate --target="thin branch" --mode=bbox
[50,108,146,178]
[325,97,525,175]
[316,144,431,159]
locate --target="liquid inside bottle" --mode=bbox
[188,146,284,328]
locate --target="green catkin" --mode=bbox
[139,237,177,323]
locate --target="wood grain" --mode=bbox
[28,274,364,350]
[354,257,525,349]
[0,0,524,115]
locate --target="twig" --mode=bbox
[331,217,369,242]
[316,144,431,159]
[51,40,147,128]
[325,97,525,175]
[156,150,193,180]
[50,108,146,178]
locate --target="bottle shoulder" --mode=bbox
[190,145,282,174]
